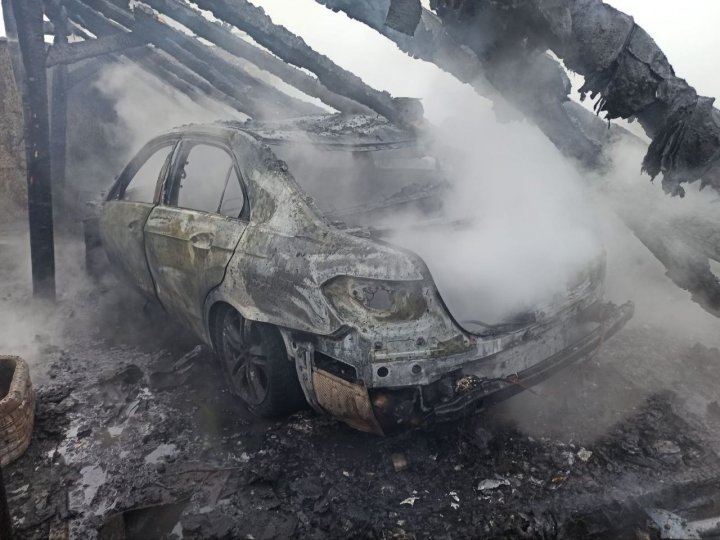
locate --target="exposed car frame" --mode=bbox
[97,115,633,435]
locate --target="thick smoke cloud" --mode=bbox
[388,105,602,325]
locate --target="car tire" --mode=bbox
[213,305,306,418]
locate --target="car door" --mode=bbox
[144,136,249,334]
[99,137,178,299]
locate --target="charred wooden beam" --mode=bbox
[42,11,93,40]
[142,0,371,115]
[137,48,244,108]
[62,0,131,44]
[48,2,69,213]
[130,5,324,118]
[429,0,720,197]
[11,0,56,299]
[46,31,148,67]
[63,0,249,110]
[192,0,420,126]
[317,0,606,168]
[73,0,325,118]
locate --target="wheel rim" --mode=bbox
[221,311,269,406]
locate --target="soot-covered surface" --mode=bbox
[3,231,720,539]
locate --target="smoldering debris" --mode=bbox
[8,302,720,539]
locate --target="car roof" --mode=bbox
[167,114,418,151]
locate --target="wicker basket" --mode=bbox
[0,356,34,466]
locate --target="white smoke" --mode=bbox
[387,104,601,325]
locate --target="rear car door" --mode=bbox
[144,136,249,334]
[99,138,178,299]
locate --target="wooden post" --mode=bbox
[50,6,69,216]
[10,0,56,300]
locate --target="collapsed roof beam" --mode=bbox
[192,0,421,126]
[142,0,372,115]
[73,0,325,118]
[317,0,605,168]
[63,0,218,103]
[428,0,720,197]
[134,49,216,101]
[46,31,148,66]
[67,2,240,106]
[131,5,325,118]
[63,0,287,117]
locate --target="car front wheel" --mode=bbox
[214,305,306,418]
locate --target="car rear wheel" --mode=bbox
[214,305,305,418]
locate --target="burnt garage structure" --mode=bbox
[2,0,720,537]
[3,0,720,323]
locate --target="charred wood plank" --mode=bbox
[11,0,56,299]
[142,0,371,115]
[46,32,148,67]
[192,0,420,126]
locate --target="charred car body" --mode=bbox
[98,115,633,434]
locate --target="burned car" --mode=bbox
[98,115,633,434]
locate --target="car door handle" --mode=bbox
[127,219,142,231]
[190,232,214,250]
